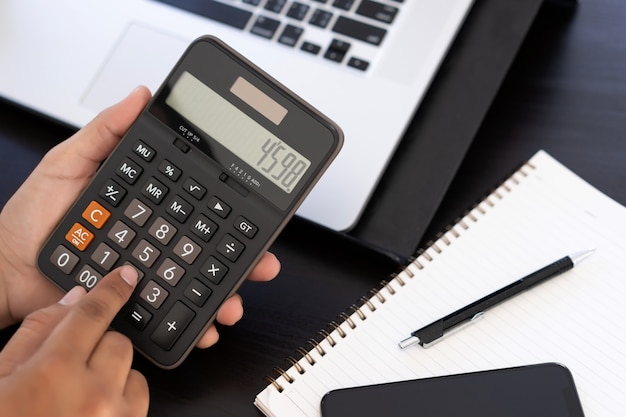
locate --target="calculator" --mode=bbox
[37,36,343,369]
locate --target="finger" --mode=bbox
[195,295,244,349]
[43,265,138,361]
[0,287,86,376]
[195,325,220,349]
[246,252,281,282]
[63,86,152,166]
[124,369,150,417]
[88,331,135,387]
[216,294,244,326]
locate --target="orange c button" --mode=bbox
[82,201,111,229]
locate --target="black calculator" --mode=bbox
[37,36,343,369]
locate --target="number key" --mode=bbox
[148,217,177,245]
[107,220,137,249]
[50,245,80,274]
[132,239,161,268]
[156,258,185,286]
[173,236,201,264]
[75,265,103,290]
[124,198,153,227]
[139,280,169,309]
[90,242,120,271]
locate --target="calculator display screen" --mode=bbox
[165,71,311,195]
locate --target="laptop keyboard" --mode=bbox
[154,0,404,71]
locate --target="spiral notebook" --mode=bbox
[254,150,626,417]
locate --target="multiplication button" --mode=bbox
[151,302,195,351]
[200,256,228,284]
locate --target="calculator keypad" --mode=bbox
[43,136,266,367]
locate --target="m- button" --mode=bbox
[82,201,111,229]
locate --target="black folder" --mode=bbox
[341,0,574,262]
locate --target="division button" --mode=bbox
[200,256,229,285]
[217,234,245,262]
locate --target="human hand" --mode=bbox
[0,266,148,417]
[0,86,281,347]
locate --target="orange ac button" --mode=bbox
[82,201,111,229]
[66,222,95,252]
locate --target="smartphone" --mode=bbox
[37,36,343,369]
[321,363,585,417]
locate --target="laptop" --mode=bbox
[0,0,474,232]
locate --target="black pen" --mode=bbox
[398,249,595,349]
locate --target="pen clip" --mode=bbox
[421,311,486,348]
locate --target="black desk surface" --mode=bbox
[1,1,625,416]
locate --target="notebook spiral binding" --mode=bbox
[264,160,536,393]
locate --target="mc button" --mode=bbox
[116,157,143,185]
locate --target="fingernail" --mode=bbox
[119,265,139,287]
[59,286,87,305]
